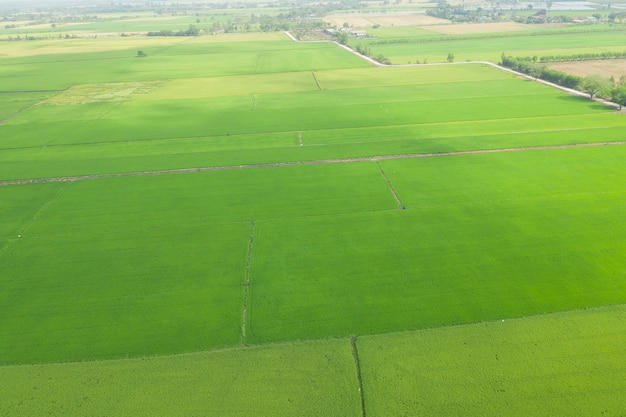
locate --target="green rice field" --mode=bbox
[1,305,624,417]
[1,28,625,416]
[350,26,626,63]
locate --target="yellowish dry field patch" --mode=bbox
[136,72,317,101]
[200,32,287,42]
[41,81,162,105]
[549,59,626,79]
[0,37,186,58]
[425,22,534,34]
[0,33,284,58]
[324,13,447,28]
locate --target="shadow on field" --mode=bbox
[557,94,608,111]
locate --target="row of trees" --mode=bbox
[147,25,200,37]
[352,43,390,65]
[500,54,626,108]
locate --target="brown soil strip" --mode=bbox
[241,220,255,346]
[375,161,404,209]
[351,336,367,417]
[1,141,624,187]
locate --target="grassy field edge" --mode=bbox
[1,303,625,416]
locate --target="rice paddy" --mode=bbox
[1,16,625,416]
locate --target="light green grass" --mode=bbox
[0,338,361,417]
[1,304,623,417]
[0,91,55,120]
[0,39,367,91]
[6,65,527,149]
[359,304,626,417]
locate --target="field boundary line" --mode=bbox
[2,116,614,152]
[375,161,404,210]
[351,336,367,417]
[311,71,322,90]
[251,94,256,111]
[19,182,69,237]
[1,141,625,187]
[0,88,67,125]
[0,106,34,125]
[241,220,255,346]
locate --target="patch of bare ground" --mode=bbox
[424,22,534,34]
[549,59,626,79]
[324,13,448,28]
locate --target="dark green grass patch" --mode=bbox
[247,147,626,344]
[0,163,396,363]
[0,220,249,364]
[0,183,64,240]
[359,304,626,417]
[23,163,396,237]
[0,338,360,417]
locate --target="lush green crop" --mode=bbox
[359,304,626,417]
[352,28,626,63]
[248,146,626,344]
[1,28,625,417]
[1,305,623,417]
[0,36,368,91]
[2,62,625,182]
[0,338,361,417]
[0,163,397,363]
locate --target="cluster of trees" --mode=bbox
[426,1,575,23]
[147,25,201,37]
[501,54,581,88]
[427,2,500,22]
[3,33,79,41]
[352,43,390,64]
[582,74,626,107]
[500,54,626,108]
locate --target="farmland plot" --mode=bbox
[248,146,626,344]
[1,29,625,417]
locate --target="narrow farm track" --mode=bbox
[1,140,625,187]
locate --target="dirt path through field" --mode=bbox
[2,141,624,187]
